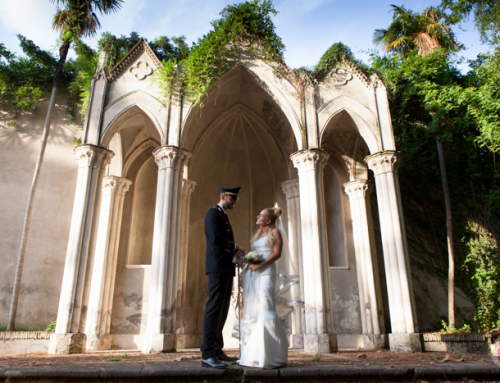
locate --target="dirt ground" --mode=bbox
[0,349,496,369]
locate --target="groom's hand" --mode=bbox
[235,244,245,257]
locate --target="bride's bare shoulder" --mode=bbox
[271,227,281,240]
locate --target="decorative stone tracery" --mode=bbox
[329,67,353,86]
[130,61,153,80]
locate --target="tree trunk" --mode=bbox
[436,136,455,329]
[7,40,71,331]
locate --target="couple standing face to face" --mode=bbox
[200,187,279,368]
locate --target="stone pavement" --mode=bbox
[0,349,499,382]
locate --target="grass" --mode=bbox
[71,137,82,147]
[370,361,382,366]
[8,121,19,131]
[105,353,129,362]
[0,324,38,331]
[312,352,321,362]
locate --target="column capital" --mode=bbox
[102,176,132,197]
[281,179,299,200]
[365,151,401,176]
[291,149,329,173]
[74,145,114,170]
[181,179,196,196]
[343,179,373,201]
[153,146,192,171]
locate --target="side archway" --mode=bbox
[318,95,381,154]
[101,90,166,147]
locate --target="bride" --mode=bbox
[239,207,288,369]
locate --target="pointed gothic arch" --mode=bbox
[101,91,166,147]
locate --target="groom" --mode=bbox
[201,187,245,369]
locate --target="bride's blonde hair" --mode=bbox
[251,207,283,245]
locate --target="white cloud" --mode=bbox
[0,0,60,54]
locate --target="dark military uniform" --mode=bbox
[201,204,236,359]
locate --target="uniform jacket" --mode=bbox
[205,205,236,276]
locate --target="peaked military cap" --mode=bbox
[220,186,241,200]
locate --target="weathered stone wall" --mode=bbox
[0,96,80,330]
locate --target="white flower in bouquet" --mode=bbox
[242,251,264,265]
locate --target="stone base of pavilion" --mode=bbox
[1,348,500,382]
[2,331,498,356]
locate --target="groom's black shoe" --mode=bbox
[216,352,238,362]
[202,357,227,369]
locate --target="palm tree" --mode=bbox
[373,5,460,329]
[7,0,123,332]
[373,5,458,57]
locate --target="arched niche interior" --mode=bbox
[104,107,160,339]
[321,110,370,268]
[124,150,158,266]
[320,110,371,335]
[323,158,350,268]
[179,66,298,342]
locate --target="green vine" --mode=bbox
[312,42,355,78]
[155,0,285,106]
[312,42,375,79]
[464,222,500,332]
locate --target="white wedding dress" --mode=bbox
[239,236,288,369]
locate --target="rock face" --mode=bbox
[0,41,473,354]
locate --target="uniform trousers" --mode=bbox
[201,272,233,359]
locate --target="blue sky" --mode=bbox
[0,0,489,71]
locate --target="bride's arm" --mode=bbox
[248,228,282,271]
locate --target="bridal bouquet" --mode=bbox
[242,251,264,265]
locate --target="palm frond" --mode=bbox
[93,0,124,14]
[413,32,439,56]
[50,0,123,40]
[52,8,70,32]
[372,29,388,47]
[386,36,410,53]
[389,4,407,15]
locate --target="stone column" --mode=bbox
[175,179,197,348]
[291,149,337,353]
[365,151,420,353]
[85,176,132,351]
[49,145,114,355]
[281,179,305,349]
[343,180,387,350]
[143,146,192,353]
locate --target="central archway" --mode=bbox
[178,65,299,348]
